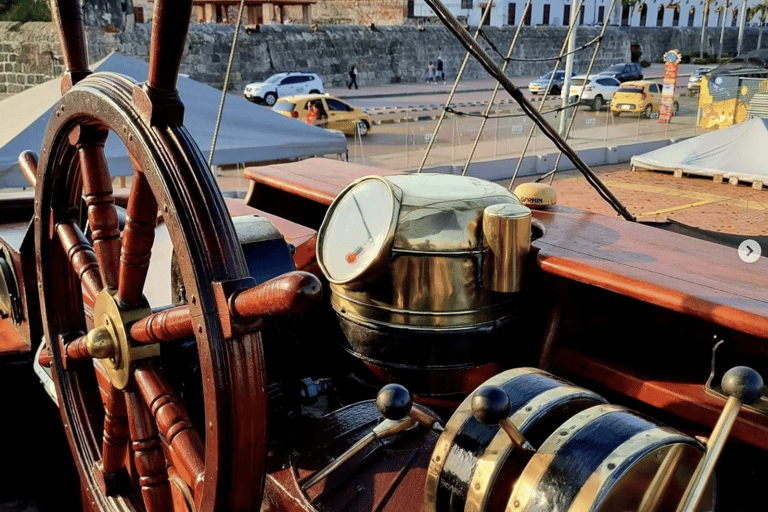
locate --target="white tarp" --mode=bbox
[631,118,768,183]
[0,52,347,188]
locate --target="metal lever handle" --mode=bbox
[301,417,416,491]
[302,383,443,492]
[376,383,444,432]
[676,366,764,512]
[471,385,536,454]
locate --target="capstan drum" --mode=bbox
[425,368,607,512]
[316,174,533,396]
[505,404,713,512]
[425,368,714,512]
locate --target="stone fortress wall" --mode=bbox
[0,20,761,96]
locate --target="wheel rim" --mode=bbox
[645,105,653,118]
[357,121,368,136]
[35,72,268,512]
[593,96,603,110]
[265,94,276,106]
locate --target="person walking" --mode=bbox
[348,65,359,89]
[436,57,445,83]
[426,61,435,84]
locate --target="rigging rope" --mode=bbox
[417,1,494,173]
[542,0,620,187]
[421,0,636,221]
[461,0,532,176]
[480,30,604,64]
[508,0,584,189]
[209,0,247,169]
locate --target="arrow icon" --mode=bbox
[738,239,762,264]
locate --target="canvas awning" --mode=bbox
[0,51,347,188]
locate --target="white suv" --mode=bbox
[569,74,621,111]
[243,72,324,106]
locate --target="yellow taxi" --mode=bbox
[272,94,373,136]
[610,80,679,118]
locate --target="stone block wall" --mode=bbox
[1,21,763,97]
[0,22,63,95]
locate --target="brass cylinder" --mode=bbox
[482,203,531,293]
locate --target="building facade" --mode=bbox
[412,0,766,29]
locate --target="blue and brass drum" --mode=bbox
[506,404,713,512]
[425,368,607,512]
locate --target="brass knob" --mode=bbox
[376,383,443,431]
[86,324,116,359]
[472,386,535,454]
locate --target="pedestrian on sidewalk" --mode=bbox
[348,65,359,89]
[436,57,445,83]
[425,61,435,84]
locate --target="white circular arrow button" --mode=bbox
[738,239,762,264]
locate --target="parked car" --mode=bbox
[273,94,373,136]
[610,80,679,118]
[527,70,577,95]
[243,72,324,106]
[598,63,644,83]
[568,74,621,110]
[687,65,717,95]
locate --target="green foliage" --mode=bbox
[692,54,727,64]
[0,0,51,22]
[640,60,651,67]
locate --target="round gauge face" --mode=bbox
[319,178,396,284]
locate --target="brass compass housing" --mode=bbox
[317,174,533,396]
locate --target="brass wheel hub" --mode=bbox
[86,289,157,389]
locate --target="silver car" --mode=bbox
[243,72,325,106]
[687,65,717,95]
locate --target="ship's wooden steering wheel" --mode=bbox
[33,1,319,511]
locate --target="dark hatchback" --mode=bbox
[598,63,644,83]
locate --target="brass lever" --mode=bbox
[471,385,536,454]
[676,366,764,512]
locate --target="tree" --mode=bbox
[748,1,768,49]
[0,0,51,22]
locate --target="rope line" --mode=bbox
[479,30,603,63]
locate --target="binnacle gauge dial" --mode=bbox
[317,177,399,284]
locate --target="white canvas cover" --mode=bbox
[631,118,768,183]
[0,52,347,188]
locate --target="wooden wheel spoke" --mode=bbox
[100,385,130,476]
[77,126,121,290]
[118,169,158,308]
[56,219,103,307]
[134,361,205,498]
[125,388,174,512]
[48,0,90,90]
[128,271,322,345]
[130,305,194,345]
